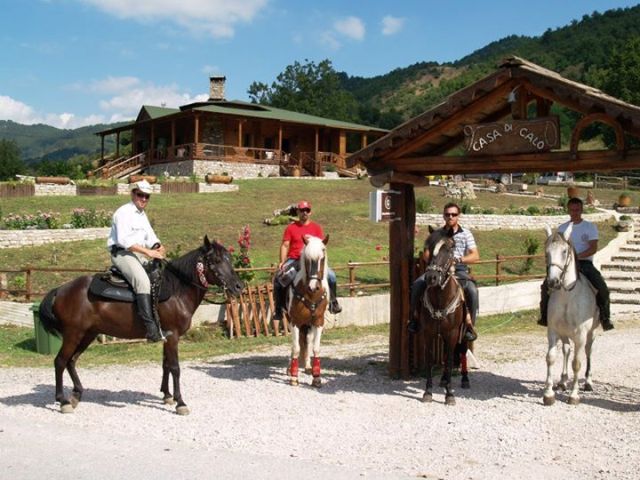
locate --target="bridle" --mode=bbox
[163,247,230,292]
[423,251,464,320]
[292,250,327,322]
[546,234,578,291]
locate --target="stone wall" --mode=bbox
[34,184,77,196]
[0,227,109,249]
[147,160,279,179]
[415,211,614,230]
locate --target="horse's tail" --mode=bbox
[39,288,62,336]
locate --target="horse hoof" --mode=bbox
[176,405,190,416]
[163,395,175,405]
[445,395,456,406]
[290,378,299,386]
[543,395,555,406]
[60,403,75,414]
[70,396,80,408]
[583,383,593,392]
[568,396,580,406]
[311,377,322,388]
[461,378,470,389]
[421,393,433,403]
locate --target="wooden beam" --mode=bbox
[570,113,625,157]
[390,149,640,175]
[383,80,519,162]
[370,171,429,188]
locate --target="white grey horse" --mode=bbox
[542,224,599,406]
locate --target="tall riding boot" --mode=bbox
[538,283,549,326]
[407,283,423,334]
[136,294,172,343]
[272,281,285,321]
[598,297,614,331]
[328,280,342,314]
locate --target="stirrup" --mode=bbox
[537,318,547,327]
[601,320,614,331]
[408,319,421,334]
[329,300,342,314]
[463,326,477,342]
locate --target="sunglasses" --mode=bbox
[135,192,150,200]
[299,208,311,213]
[444,212,459,218]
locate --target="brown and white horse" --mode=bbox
[286,235,329,387]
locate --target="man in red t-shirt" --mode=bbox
[272,200,341,328]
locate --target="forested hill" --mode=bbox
[0,120,121,164]
[341,5,640,122]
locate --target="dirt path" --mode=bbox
[1,322,639,480]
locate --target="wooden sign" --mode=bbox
[369,189,400,222]
[463,116,560,156]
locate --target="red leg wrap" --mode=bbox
[289,358,299,377]
[460,352,468,376]
[312,357,321,377]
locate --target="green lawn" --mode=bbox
[0,178,620,295]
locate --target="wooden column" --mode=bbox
[278,124,283,151]
[361,134,368,149]
[238,119,243,146]
[100,135,105,162]
[150,124,155,162]
[194,115,200,144]
[314,128,319,152]
[387,182,416,378]
[171,120,176,156]
[339,131,347,156]
[116,132,120,158]
[132,129,137,155]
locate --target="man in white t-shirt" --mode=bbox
[538,197,613,330]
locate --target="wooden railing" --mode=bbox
[93,153,147,179]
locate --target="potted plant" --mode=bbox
[616,215,633,232]
[618,191,632,207]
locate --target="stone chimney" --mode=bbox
[209,76,226,101]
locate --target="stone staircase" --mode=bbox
[600,215,640,316]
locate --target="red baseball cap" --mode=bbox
[297,200,311,211]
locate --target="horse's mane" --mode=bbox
[299,236,328,282]
[162,247,205,293]
[425,227,453,260]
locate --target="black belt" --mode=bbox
[110,245,126,255]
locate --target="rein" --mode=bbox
[292,251,327,322]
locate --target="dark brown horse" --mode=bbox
[286,235,329,387]
[419,227,470,406]
[39,236,243,415]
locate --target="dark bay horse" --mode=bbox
[39,236,243,415]
[287,235,329,387]
[418,227,470,406]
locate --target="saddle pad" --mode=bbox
[88,275,172,303]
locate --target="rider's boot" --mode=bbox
[328,281,342,314]
[538,284,549,326]
[463,312,477,342]
[136,294,172,343]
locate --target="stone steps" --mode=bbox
[607,281,640,294]
[610,292,640,305]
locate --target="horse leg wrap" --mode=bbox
[289,358,299,378]
[312,357,321,377]
[460,352,468,375]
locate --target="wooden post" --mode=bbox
[25,268,32,302]
[496,254,501,286]
[194,115,200,144]
[150,125,155,163]
[116,132,120,158]
[387,182,415,378]
[100,135,105,162]
[348,263,356,297]
[238,120,243,147]
[171,120,176,159]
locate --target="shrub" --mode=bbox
[231,225,255,283]
[416,196,433,213]
[557,194,569,209]
[2,211,60,229]
[526,205,541,216]
[460,202,472,214]
[70,208,112,228]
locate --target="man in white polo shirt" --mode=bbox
[107,180,172,342]
[539,197,613,330]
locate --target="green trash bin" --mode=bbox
[32,302,62,355]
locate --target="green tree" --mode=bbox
[248,59,359,122]
[0,139,25,180]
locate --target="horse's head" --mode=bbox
[544,224,576,290]
[300,234,328,293]
[424,227,455,289]
[200,235,244,296]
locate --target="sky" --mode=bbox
[1,0,638,130]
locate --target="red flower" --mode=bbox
[228,247,235,253]
[375,244,382,251]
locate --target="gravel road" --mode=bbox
[1,318,639,480]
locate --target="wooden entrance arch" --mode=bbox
[348,57,640,378]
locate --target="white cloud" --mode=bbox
[78,0,268,38]
[381,15,404,35]
[334,16,365,41]
[0,78,209,129]
[320,31,341,50]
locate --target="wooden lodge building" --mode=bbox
[94,77,387,179]
[348,57,640,378]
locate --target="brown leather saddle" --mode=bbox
[88,266,170,303]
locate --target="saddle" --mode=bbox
[88,263,170,303]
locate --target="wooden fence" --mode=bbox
[594,174,640,190]
[161,182,199,194]
[0,183,35,198]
